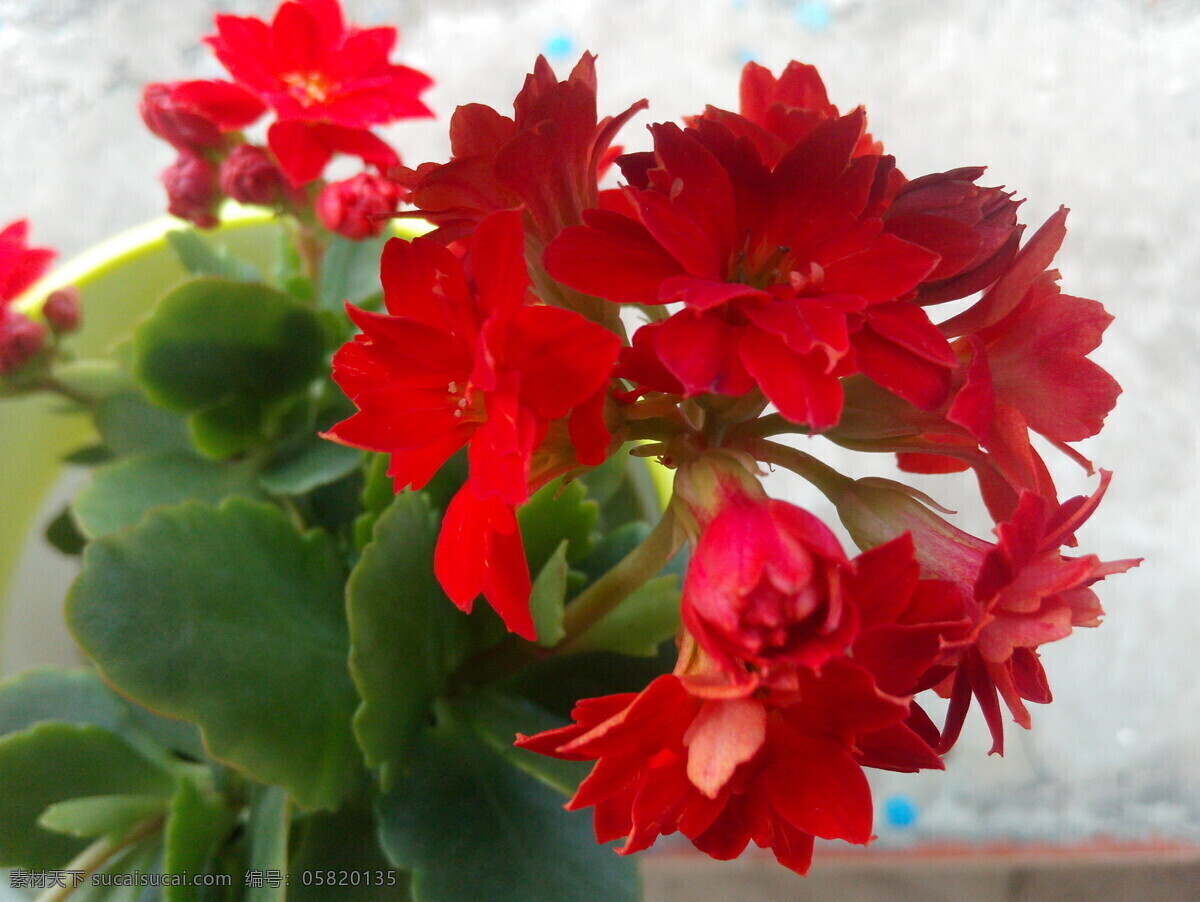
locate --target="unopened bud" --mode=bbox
[0,308,47,374]
[316,172,402,240]
[42,286,81,334]
[219,145,288,207]
[141,83,224,152]
[163,151,221,229]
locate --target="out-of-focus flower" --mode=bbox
[219,144,291,207]
[315,172,402,240]
[0,220,55,305]
[162,151,222,229]
[0,307,47,374]
[42,287,81,334]
[140,80,265,152]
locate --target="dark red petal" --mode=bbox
[765,723,873,843]
[656,310,756,398]
[740,330,844,431]
[822,233,941,304]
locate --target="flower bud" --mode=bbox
[0,307,47,374]
[316,172,402,240]
[681,486,857,683]
[162,151,221,229]
[219,145,288,207]
[42,286,81,334]
[140,83,224,152]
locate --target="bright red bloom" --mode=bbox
[325,211,620,637]
[829,471,1138,754]
[517,642,939,875]
[184,0,433,185]
[396,54,646,329]
[545,101,954,431]
[0,220,55,305]
[828,210,1121,521]
[882,167,1024,304]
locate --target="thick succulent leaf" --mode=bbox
[569,575,681,657]
[67,498,360,810]
[73,451,265,538]
[529,541,569,648]
[347,493,470,789]
[376,704,638,902]
[289,805,410,901]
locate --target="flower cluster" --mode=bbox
[142,0,432,237]
[327,57,1136,874]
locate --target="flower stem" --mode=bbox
[734,437,850,501]
[727,413,809,441]
[559,504,679,642]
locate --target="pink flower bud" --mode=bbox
[141,83,224,152]
[219,145,288,207]
[316,172,402,240]
[42,286,81,334]
[0,308,47,374]
[162,151,221,229]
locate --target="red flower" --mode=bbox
[325,211,620,637]
[396,54,645,329]
[829,471,1138,754]
[0,307,47,375]
[0,220,55,305]
[681,485,859,683]
[140,80,266,152]
[545,100,954,431]
[517,648,930,875]
[161,151,222,229]
[186,0,433,185]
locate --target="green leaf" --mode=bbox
[347,493,470,790]
[63,444,115,465]
[71,835,164,902]
[258,438,363,496]
[570,575,681,658]
[575,522,650,583]
[95,390,192,456]
[168,229,262,282]
[376,705,638,902]
[0,723,172,868]
[529,541,569,648]
[246,786,289,902]
[131,276,324,416]
[67,498,360,811]
[163,778,235,902]
[454,691,589,796]
[46,505,87,555]
[73,451,266,539]
[353,452,393,548]
[0,668,204,763]
[289,805,409,901]
[38,794,167,841]
[317,233,388,312]
[517,478,598,574]
[187,395,274,459]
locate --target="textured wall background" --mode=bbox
[0,0,1196,850]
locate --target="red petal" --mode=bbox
[765,722,873,843]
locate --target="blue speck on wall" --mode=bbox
[735,48,757,65]
[794,0,833,32]
[884,794,919,828]
[543,33,575,61]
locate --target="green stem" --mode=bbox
[734,437,850,502]
[727,413,809,441]
[33,815,164,902]
[559,505,678,641]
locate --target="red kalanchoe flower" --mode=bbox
[546,97,955,431]
[199,0,433,185]
[316,171,403,240]
[396,54,646,329]
[0,220,55,305]
[162,151,222,229]
[881,167,1024,305]
[829,471,1139,754]
[325,211,620,637]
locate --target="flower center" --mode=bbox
[282,71,337,107]
[447,380,487,425]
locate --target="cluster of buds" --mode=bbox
[0,220,78,379]
[325,55,1137,874]
[141,0,432,238]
